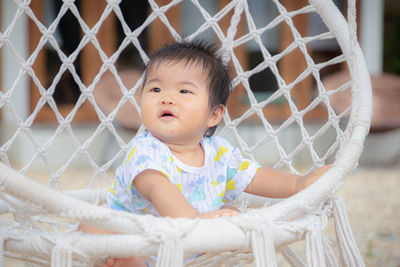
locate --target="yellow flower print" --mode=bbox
[176,184,183,192]
[212,175,225,186]
[127,147,137,164]
[143,208,150,213]
[226,180,236,190]
[176,166,182,173]
[238,160,249,170]
[107,186,116,195]
[160,171,170,180]
[218,190,225,197]
[215,146,229,162]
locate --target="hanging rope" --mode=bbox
[333,197,365,267]
[51,240,73,267]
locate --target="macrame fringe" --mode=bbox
[251,225,277,267]
[155,238,184,267]
[305,230,327,267]
[306,230,341,267]
[51,241,72,267]
[280,246,306,267]
[333,197,365,267]
[323,234,339,267]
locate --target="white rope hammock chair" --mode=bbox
[0,0,372,266]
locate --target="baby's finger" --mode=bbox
[218,209,239,217]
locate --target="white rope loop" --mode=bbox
[347,0,358,81]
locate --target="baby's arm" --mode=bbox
[244,165,331,198]
[133,169,198,217]
[134,170,238,218]
[78,170,237,267]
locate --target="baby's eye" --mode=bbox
[151,88,161,93]
[180,89,191,94]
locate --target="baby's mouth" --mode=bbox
[160,110,176,118]
[162,112,173,117]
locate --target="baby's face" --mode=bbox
[140,60,217,144]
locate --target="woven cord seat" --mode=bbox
[0,0,372,266]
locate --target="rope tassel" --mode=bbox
[280,246,306,267]
[305,230,326,267]
[51,242,72,267]
[251,226,277,267]
[155,238,184,267]
[306,230,340,267]
[333,197,365,267]
[322,234,339,267]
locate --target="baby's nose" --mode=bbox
[160,95,174,105]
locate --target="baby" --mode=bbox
[80,41,330,266]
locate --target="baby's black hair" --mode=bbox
[142,40,231,136]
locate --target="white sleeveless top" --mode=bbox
[106,131,260,215]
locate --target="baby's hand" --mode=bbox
[198,208,239,218]
[296,165,332,193]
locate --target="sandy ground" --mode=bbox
[3,166,400,266]
[279,167,400,267]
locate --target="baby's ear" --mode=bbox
[208,104,225,128]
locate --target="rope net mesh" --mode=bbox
[1,0,351,183]
[0,0,362,265]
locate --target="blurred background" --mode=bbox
[1,0,399,266]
